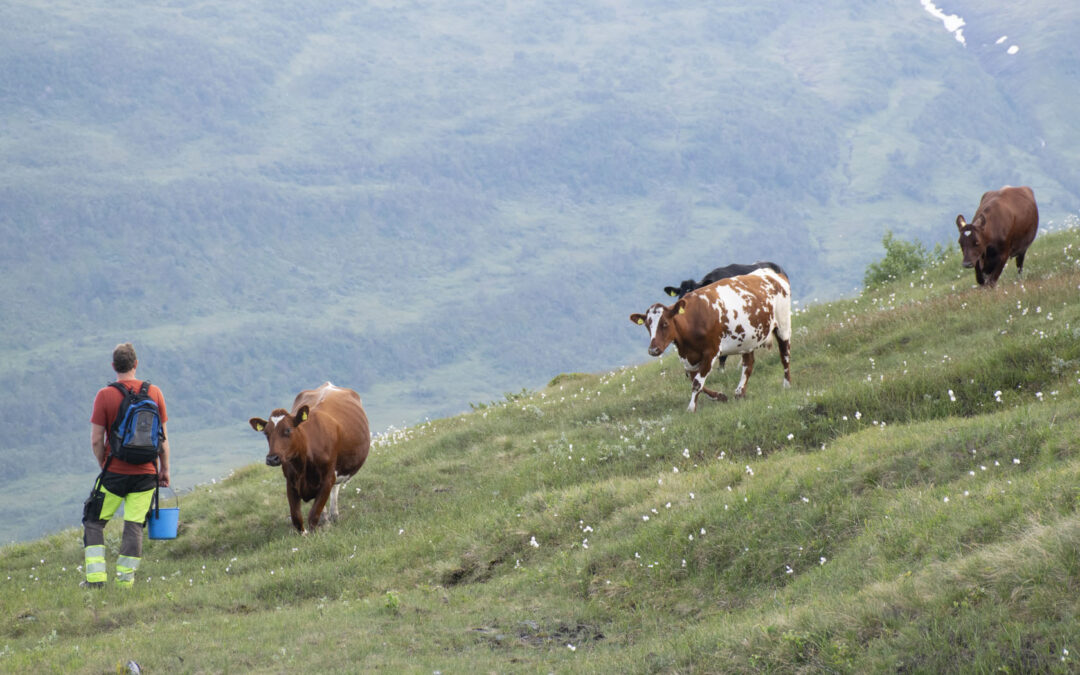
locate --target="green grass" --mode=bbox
[3,227,1080,673]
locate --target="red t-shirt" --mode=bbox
[91,379,168,475]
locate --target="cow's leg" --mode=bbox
[700,379,728,402]
[688,372,703,412]
[734,352,755,398]
[717,355,728,370]
[688,366,718,412]
[699,349,728,401]
[985,257,1008,288]
[286,483,305,534]
[308,480,336,531]
[974,261,986,286]
[688,360,727,412]
[327,481,341,522]
[1015,250,1027,278]
[775,331,792,388]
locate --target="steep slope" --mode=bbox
[2,226,1078,672]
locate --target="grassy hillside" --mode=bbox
[2,226,1078,673]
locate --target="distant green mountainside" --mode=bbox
[1,0,1079,542]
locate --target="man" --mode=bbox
[82,342,171,588]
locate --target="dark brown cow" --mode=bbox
[249,382,371,533]
[956,185,1038,288]
[630,268,792,412]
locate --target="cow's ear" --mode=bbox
[630,313,646,325]
[956,214,967,230]
[293,405,310,426]
[674,299,687,315]
[663,287,679,297]
[250,418,267,432]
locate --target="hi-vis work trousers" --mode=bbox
[82,472,156,587]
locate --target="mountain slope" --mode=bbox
[2,226,1078,672]
[2,0,1080,543]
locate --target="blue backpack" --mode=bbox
[108,381,164,466]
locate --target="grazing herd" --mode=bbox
[252,185,1038,532]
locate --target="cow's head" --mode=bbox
[956,214,986,268]
[663,280,698,299]
[249,405,310,467]
[630,300,686,357]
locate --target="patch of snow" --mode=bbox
[921,0,966,45]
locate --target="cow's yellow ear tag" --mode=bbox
[301,411,308,421]
[637,318,644,325]
[668,290,677,297]
[678,306,685,314]
[256,423,264,431]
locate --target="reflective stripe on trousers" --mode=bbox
[116,554,141,587]
[84,545,107,583]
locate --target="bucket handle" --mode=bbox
[149,485,179,521]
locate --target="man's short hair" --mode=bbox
[112,343,137,374]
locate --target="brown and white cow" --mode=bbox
[630,268,792,412]
[249,382,371,534]
[956,185,1038,288]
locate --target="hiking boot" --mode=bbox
[79,580,105,589]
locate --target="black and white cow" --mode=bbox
[664,261,788,299]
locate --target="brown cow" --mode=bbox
[630,268,792,412]
[249,382,370,533]
[956,185,1038,288]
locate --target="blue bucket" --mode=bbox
[148,487,179,540]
